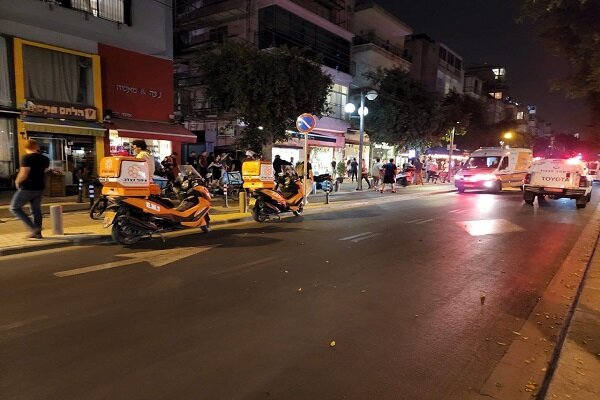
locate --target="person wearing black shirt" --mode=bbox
[10,139,50,239]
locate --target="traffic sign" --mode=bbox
[321,179,332,192]
[296,113,317,133]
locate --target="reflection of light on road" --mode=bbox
[475,196,495,213]
[459,219,525,236]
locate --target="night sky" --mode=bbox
[377,0,589,134]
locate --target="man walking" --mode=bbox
[371,158,383,190]
[379,158,397,193]
[10,139,50,239]
[350,158,358,182]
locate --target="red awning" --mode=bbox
[106,119,197,143]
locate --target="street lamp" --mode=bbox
[345,90,378,190]
[501,131,513,148]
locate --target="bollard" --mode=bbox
[325,191,330,204]
[239,190,247,213]
[88,183,95,206]
[77,178,84,203]
[223,183,229,208]
[50,205,64,235]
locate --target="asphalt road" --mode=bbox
[1,186,598,400]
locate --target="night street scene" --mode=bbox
[1,1,600,399]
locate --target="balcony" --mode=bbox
[176,0,247,29]
[353,33,411,63]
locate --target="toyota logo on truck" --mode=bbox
[542,176,569,182]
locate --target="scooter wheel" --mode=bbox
[111,222,141,245]
[293,204,304,216]
[252,206,268,222]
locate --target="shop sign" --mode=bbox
[115,84,163,99]
[24,100,97,121]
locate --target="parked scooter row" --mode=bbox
[94,157,310,244]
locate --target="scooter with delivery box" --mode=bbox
[98,157,211,245]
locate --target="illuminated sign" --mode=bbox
[24,100,97,121]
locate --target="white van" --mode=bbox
[523,158,593,209]
[587,161,599,181]
[454,147,533,193]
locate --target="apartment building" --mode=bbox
[348,0,413,162]
[405,33,464,95]
[175,0,353,172]
[0,0,194,190]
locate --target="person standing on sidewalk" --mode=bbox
[371,158,383,190]
[380,158,397,193]
[350,158,358,182]
[360,159,371,189]
[10,139,50,239]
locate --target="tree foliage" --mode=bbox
[365,68,439,149]
[194,41,332,153]
[519,0,600,120]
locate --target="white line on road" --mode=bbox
[351,233,380,243]
[448,209,460,213]
[406,218,425,223]
[415,219,434,224]
[339,232,373,241]
[455,209,469,214]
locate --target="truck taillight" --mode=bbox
[579,176,588,187]
[524,173,531,184]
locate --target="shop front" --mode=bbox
[277,130,345,175]
[344,131,371,170]
[13,38,105,192]
[106,118,197,163]
[0,35,18,188]
[99,44,196,167]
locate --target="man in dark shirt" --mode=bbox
[10,139,50,239]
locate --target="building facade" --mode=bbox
[0,0,191,190]
[175,0,353,173]
[405,34,464,95]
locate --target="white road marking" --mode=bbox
[448,209,460,213]
[455,209,469,214]
[415,219,434,224]
[351,233,380,243]
[459,219,525,236]
[406,218,425,224]
[339,232,373,241]
[54,247,212,277]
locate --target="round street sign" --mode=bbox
[296,113,317,133]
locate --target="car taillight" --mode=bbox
[579,176,588,187]
[524,173,531,184]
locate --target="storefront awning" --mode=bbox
[23,116,106,137]
[107,118,197,143]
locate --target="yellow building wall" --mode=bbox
[13,38,104,173]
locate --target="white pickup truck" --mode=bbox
[523,158,593,209]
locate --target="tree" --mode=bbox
[437,91,487,144]
[194,41,332,153]
[519,0,600,124]
[365,68,439,150]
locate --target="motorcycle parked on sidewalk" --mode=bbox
[104,181,212,245]
[395,167,414,187]
[96,156,211,244]
[252,172,305,222]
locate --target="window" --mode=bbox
[516,111,524,120]
[447,52,455,66]
[465,156,502,169]
[489,92,503,100]
[326,84,348,119]
[71,0,127,24]
[492,68,505,80]
[258,6,351,73]
[499,157,509,170]
[455,58,462,70]
[0,36,12,107]
[23,45,94,105]
[439,47,447,61]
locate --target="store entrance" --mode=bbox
[29,133,96,185]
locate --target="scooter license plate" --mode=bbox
[103,212,116,228]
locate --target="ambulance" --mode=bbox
[454,147,533,193]
[523,158,593,209]
[587,160,599,181]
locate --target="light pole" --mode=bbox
[448,122,459,182]
[345,90,378,190]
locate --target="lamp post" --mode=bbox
[448,122,459,182]
[345,90,378,190]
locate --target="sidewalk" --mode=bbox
[543,233,600,399]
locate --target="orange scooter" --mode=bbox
[251,172,305,222]
[98,156,211,244]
